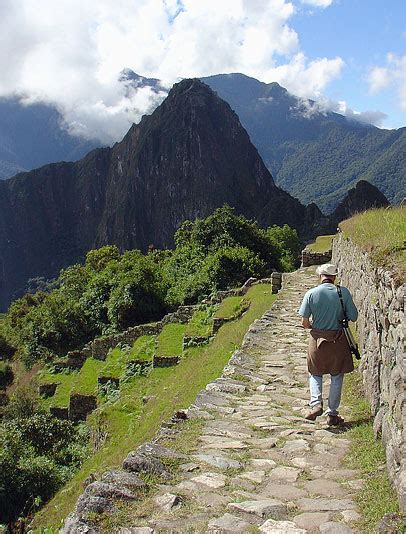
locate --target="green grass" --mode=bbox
[342,366,404,532]
[185,307,215,337]
[101,348,127,379]
[306,234,335,252]
[31,283,276,531]
[214,295,247,319]
[340,207,405,282]
[129,335,155,361]
[156,323,186,356]
[40,372,77,409]
[71,358,105,396]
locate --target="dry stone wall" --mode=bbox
[65,278,282,366]
[301,250,332,267]
[332,233,405,510]
[67,305,198,363]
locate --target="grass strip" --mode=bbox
[130,335,155,361]
[185,307,214,337]
[305,234,335,252]
[44,373,77,409]
[31,283,276,530]
[340,207,405,282]
[71,358,105,396]
[342,365,403,532]
[214,295,245,319]
[101,348,129,379]
[156,323,186,357]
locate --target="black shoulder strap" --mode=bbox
[337,285,348,326]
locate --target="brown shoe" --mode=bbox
[327,414,344,426]
[305,406,323,421]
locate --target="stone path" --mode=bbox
[63,268,363,533]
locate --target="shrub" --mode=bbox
[0,362,13,388]
[266,224,301,271]
[85,245,121,272]
[204,246,267,289]
[0,407,89,524]
[107,256,168,329]
[0,333,15,360]
[2,386,43,420]
[175,205,281,269]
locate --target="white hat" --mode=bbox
[316,263,338,276]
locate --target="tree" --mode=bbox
[107,256,168,329]
[266,225,301,271]
[85,245,121,272]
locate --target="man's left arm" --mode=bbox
[344,288,358,322]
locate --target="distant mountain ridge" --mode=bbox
[0,79,329,311]
[0,97,99,179]
[1,72,404,214]
[201,74,405,212]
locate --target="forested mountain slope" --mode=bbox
[202,73,405,212]
[0,79,328,311]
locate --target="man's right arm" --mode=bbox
[299,290,312,328]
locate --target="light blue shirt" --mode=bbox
[299,283,358,330]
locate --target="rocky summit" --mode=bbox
[330,180,390,226]
[0,79,328,311]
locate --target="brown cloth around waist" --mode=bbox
[307,328,354,376]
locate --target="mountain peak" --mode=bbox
[1,77,316,311]
[331,180,390,223]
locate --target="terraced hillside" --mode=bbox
[32,282,278,529]
[35,288,272,425]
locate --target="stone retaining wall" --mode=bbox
[67,305,199,363]
[301,250,332,267]
[65,278,280,366]
[332,233,405,510]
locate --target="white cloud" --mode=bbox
[300,0,333,7]
[293,96,387,127]
[265,53,344,99]
[0,0,345,142]
[368,54,406,110]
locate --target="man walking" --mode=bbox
[298,263,358,426]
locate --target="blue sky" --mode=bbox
[292,0,406,128]
[1,0,404,142]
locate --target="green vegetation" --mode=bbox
[156,323,186,356]
[343,366,404,532]
[1,206,300,368]
[185,306,215,337]
[0,386,89,525]
[340,207,405,281]
[273,120,405,213]
[214,295,247,319]
[129,335,155,362]
[31,283,277,530]
[101,348,127,379]
[39,372,77,409]
[71,358,105,396]
[0,361,14,388]
[306,234,335,253]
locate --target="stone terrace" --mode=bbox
[63,268,363,533]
